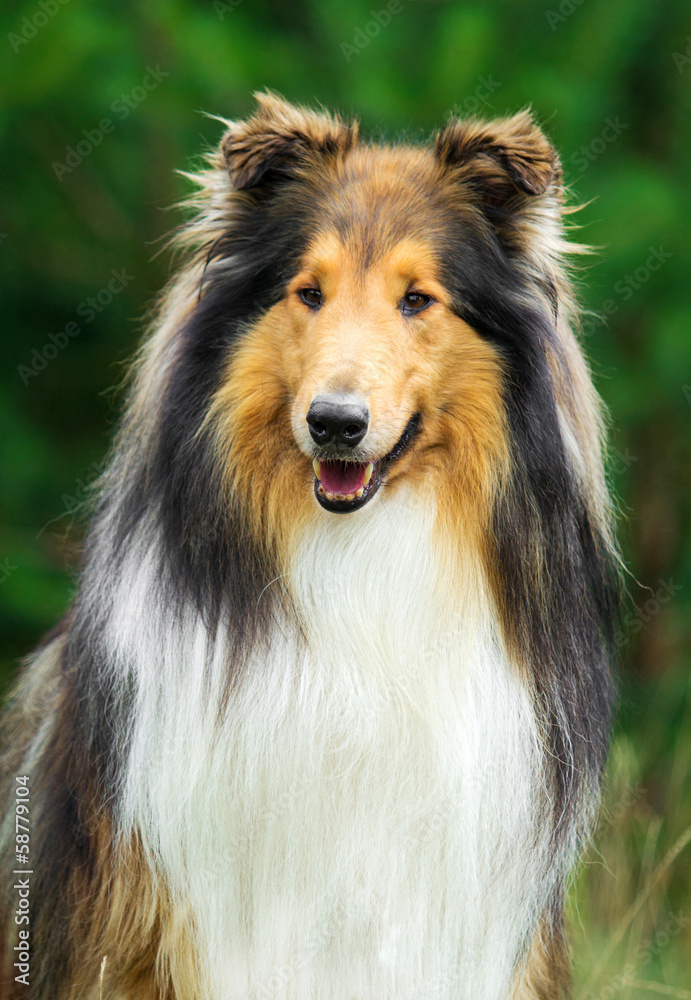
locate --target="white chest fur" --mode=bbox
[117,491,552,999]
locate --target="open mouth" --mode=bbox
[312,413,421,514]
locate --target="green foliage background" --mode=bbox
[1,0,690,993]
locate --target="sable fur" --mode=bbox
[0,93,619,999]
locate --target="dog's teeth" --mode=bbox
[326,491,335,501]
[355,487,364,498]
[345,493,355,501]
[318,485,325,496]
[363,462,374,485]
[313,459,321,479]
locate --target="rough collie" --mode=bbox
[0,93,619,999]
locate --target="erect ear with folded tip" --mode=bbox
[434,110,561,207]
[221,91,359,191]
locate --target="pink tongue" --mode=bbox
[319,461,367,494]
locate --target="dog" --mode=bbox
[0,93,619,999]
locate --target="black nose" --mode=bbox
[306,394,369,449]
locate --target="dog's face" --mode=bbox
[282,208,508,515]
[286,231,442,508]
[206,94,562,536]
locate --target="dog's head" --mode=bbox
[187,92,587,547]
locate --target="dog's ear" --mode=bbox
[221,91,358,191]
[434,110,560,206]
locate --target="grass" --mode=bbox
[569,671,691,999]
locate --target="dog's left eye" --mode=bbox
[401,292,433,316]
[299,288,323,310]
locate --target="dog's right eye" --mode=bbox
[298,288,323,310]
